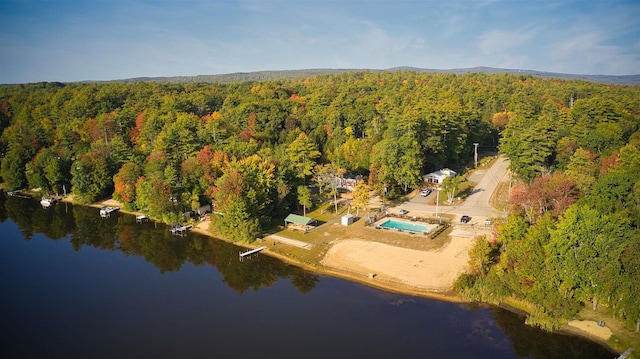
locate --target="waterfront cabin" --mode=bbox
[197,204,211,216]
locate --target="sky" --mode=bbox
[1,0,639,84]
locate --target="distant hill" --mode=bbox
[110,66,640,86]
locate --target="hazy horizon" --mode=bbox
[1,0,639,84]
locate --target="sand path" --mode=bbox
[321,237,472,292]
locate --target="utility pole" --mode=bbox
[435,188,440,219]
[473,143,479,168]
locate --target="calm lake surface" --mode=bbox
[0,193,616,359]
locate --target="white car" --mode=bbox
[420,188,431,197]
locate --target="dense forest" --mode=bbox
[1,71,639,333]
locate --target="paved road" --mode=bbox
[389,156,510,225]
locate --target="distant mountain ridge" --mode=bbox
[111,66,639,86]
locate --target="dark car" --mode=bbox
[460,215,471,223]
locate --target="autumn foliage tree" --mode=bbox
[113,162,141,209]
[510,172,579,223]
[212,168,260,242]
[351,180,370,216]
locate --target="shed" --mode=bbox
[341,213,355,226]
[284,214,317,231]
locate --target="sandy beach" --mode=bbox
[321,237,472,292]
[567,320,613,341]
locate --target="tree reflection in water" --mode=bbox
[0,192,319,295]
[0,192,619,359]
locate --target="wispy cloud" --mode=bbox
[477,29,534,56]
[548,31,639,75]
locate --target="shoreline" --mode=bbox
[198,224,465,303]
[191,225,622,353]
[59,195,623,354]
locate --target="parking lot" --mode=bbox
[390,156,509,225]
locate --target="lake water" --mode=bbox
[0,193,616,359]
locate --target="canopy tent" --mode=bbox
[284,214,317,231]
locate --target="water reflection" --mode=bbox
[0,192,319,296]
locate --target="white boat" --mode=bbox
[40,196,56,207]
[100,206,119,217]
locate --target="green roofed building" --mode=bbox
[284,214,317,232]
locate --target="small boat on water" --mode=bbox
[40,196,57,207]
[100,206,119,217]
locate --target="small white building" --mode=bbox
[341,214,355,226]
[423,168,457,185]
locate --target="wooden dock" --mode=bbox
[617,347,635,359]
[169,224,192,235]
[7,191,31,199]
[239,246,266,261]
[100,206,119,217]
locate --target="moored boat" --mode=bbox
[40,196,57,207]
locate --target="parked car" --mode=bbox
[420,188,431,197]
[484,218,491,225]
[460,215,471,223]
[399,209,409,215]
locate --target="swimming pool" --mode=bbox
[378,219,429,233]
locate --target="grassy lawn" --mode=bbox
[489,181,511,212]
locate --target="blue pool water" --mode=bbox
[379,219,429,232]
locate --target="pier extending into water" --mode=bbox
[239,246,266,261]
[7,191,31,199]
[617,347,634,359]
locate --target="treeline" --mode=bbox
[1,72,638,239]
[456,87,640,333]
